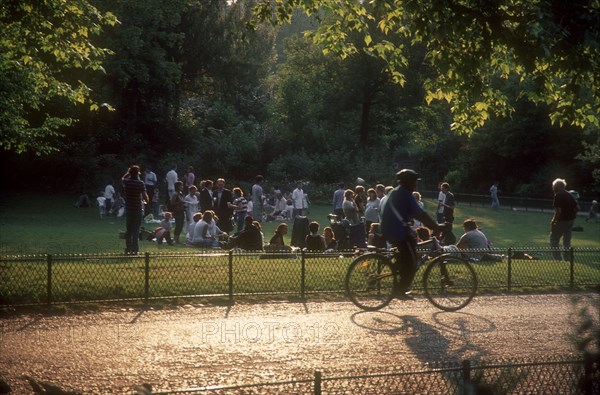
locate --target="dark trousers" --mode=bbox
[393,238,418,292]
[550,219,574,260]
[333,208,344,219]
[173,210,185,238]
[125,210,143,253]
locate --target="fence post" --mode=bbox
[507,248,512,292]
[583,352,599,395]
[228,250,234,305]
[569,247,575,289]
[46,254,53,306]
[301,249,306,301]
[462,359,471,394]
[314,370,322,395]
[144,252,150,303]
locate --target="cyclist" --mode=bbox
[380,169,446,299]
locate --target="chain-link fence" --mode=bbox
[421,190,598,215]
[147,354,599,394]
[1,247,598,306]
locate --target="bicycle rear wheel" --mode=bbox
[345,253,395,311]
[423,255,477,312]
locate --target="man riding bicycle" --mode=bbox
[380,169,446,299]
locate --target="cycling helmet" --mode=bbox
[395,168,420,184]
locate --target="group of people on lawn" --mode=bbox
[121,166,320,254]
[122,164,582,267]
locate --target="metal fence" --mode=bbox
[148,354,599,394]
[422,190,598,215]
[1,247,598,306]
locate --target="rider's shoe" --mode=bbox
[392,285,414,300]
[395,292,415,301]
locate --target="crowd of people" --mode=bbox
[115,165,320,254]
[112,164,588,265]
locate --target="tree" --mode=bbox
[0,0,117,155]
[100,0,185,152]
[253,0,600,135]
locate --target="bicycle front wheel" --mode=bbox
[423,255,477,312]
[345,253,395,311]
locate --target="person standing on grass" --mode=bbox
[364,188,380,234]
[229,187,248,231]
[185,166,195,194]
[586,200,599,222]
[199,179,214,213]
[436,182,446,223]
[333,182,345,219]
[440,182,455,224]
[213,178,234,233]
[490,181,500,209]
[144,166,158,211]
[165,165,178,198]
[292,180,306,219]
[184,185,199,227]
[122,165,148,254]
[252,175,264,222]
[170,181,186,244]
[550,178,578,260]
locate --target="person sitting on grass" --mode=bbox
[206,210,229,248]
[367,222,387,249]
[186,212,202,245]
[268,223,291,252]
[305,221,326,251]
[229,215,263,251]
[191,211,219,248]
[323,226,338,252]
[266,193,288,222]
[456,219,502,261]
[415,226,460,256]
[154,212,174,245]
[253,220,265,247]
[110,192,125,217]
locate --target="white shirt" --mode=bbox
[192,220,211,243]
[144,171,157,186]
[184,194,199,220]
[292,188,304,209]
[166,169,178,191]
[103,185,115,200]
[437,191,446,214]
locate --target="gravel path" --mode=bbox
[0,293,597,394]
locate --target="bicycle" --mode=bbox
[344,241,477,312]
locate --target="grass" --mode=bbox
[0,193,598,307]
[0,193,598,255]
[1,251,598,306]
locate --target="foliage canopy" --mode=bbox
[253,0,600,134]
[0,0,117,154]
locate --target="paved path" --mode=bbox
[0,293,597,394]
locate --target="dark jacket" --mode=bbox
[213,188,234,232]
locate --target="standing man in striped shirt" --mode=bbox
[122,165,148,254]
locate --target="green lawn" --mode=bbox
[0,193,598,256]
[1,193,598,307]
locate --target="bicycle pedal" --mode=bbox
[441,277,455,287]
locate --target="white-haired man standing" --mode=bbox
[550,178,578,260]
